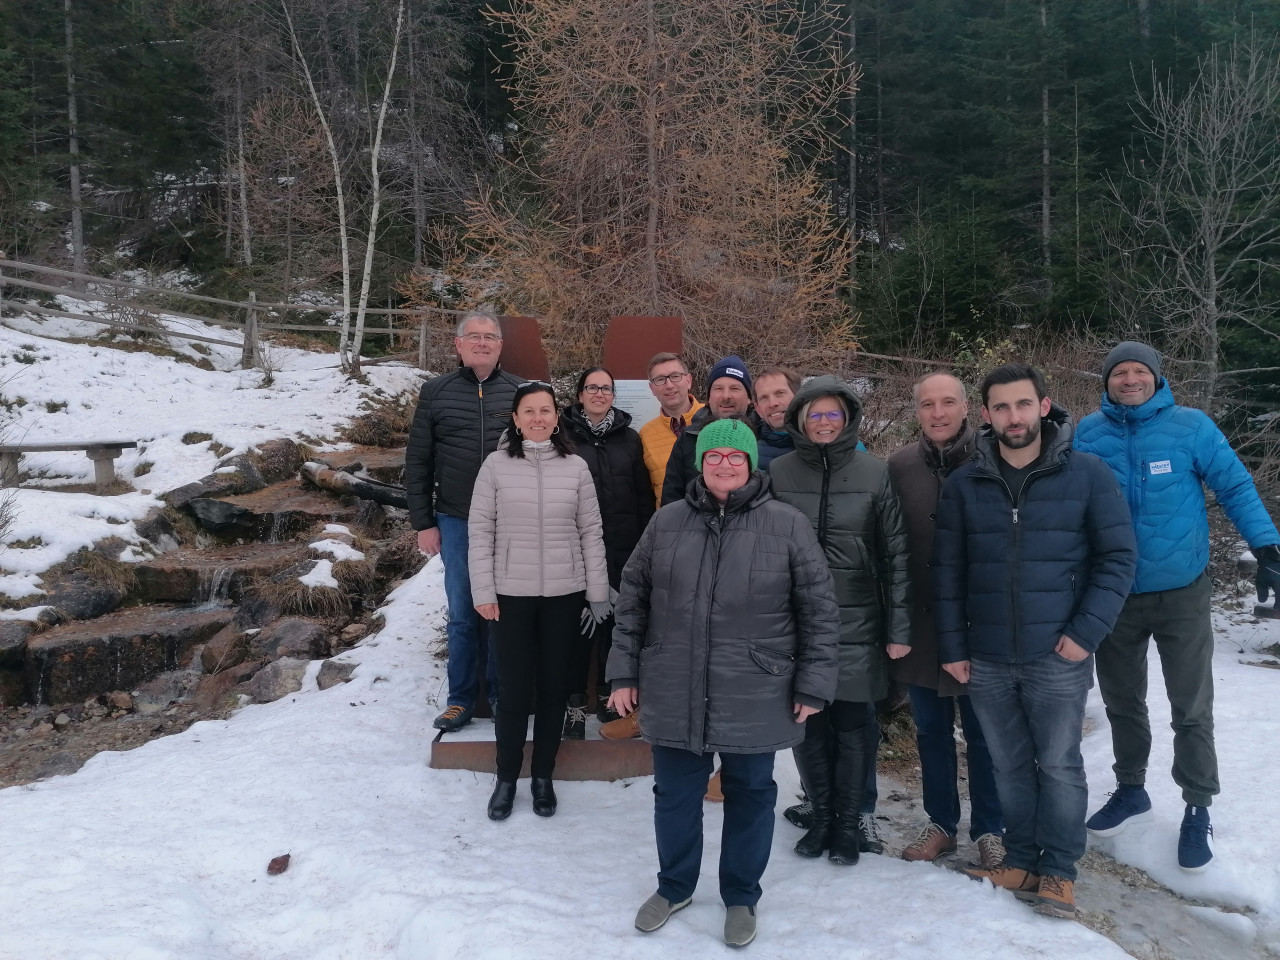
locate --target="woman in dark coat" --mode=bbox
[560,367,656,731]
[768,375,911,864]
[606,417,839,948]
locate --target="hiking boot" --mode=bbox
[856,813,885,854]
[531,777,557,817]
[562,695,587,740]
[783,796,814,830]
[1086,784,1153,837]
[634,892,691,933]
[600,712,641,740]
[1034,875,1076,918]
[974,832,1006,871]
[487,780,516,821]
[705,767,724,803]
[724,905,757,948]
[433,704,473,732]
[901,822,957,862]
[1178,805,1214,872]
[963,865,1040,902]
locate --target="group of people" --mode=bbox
[405,312,1280,948]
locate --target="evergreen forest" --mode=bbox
[1,0,1278,407]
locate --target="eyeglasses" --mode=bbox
[460,333,502,344]
[582,384,614,395]
[703,451,749,466]
[519,380,553,390]
[649,372,689,386]
[807,410,845,423]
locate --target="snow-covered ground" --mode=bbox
[0,305,1277,958]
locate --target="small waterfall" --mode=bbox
[267,512,289,544]
[194,566,234,608]
[34,653,50,706]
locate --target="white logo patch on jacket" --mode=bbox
[1149,459,1173,475]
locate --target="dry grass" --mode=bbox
[373,530,427,581]
[61,335,216,371]
[340,391,416,447]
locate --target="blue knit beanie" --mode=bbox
[706,355,752,397]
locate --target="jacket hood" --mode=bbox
[784,376,865,470]
[561,402,635,437]
[974,400,1074,472]
[685,470,772,515]
[1100,379,1175,425]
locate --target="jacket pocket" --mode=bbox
[750,645,797,676]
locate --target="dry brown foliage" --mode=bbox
[402,0,857,375]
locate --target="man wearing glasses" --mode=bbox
[660,355,755,507]
[406,311,523,732]
[637,353,705,504]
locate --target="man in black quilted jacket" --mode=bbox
[932,363,1136,921]
[405,312,522,731]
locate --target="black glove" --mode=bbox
[1256,544,1280,603]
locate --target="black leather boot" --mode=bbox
[488,779,517,821]
[792,724,833,857]
[531,777,558,817]
[828,723,867,865]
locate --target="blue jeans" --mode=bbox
[967,654,1092,881]
[437,513,498,709]
[908,684,1003,839]
[652,746,777,907]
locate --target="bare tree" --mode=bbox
[1110,36,1280,411]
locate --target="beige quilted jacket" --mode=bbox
[468,442,610,605]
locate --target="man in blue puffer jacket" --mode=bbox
[1074,341,1280,873]
[934,363,1137,919]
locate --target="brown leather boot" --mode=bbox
[962,865,1040,902]
[1034,875,1076,918]
[600,712,641,740]
[704,767,724,803]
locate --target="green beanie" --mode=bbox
[694,417,758,471]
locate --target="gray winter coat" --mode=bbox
[768,376,910,704]
[467,442,610,605]
[606,472,840,755]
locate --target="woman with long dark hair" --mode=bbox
[468,381,611,820]
[559,367,656,733]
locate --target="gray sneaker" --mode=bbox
[634,892,691,932]
[724,905,757,948]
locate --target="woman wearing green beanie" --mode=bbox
[604,415,840,947]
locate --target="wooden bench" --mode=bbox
[0,440,138,492]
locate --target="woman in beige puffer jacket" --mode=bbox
[468,381,610,821]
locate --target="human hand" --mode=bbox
[886,643,911,660]
[942,660,971,684]
[1054,635,1089,661]
[608,687,637,716]
[417,528,441,555]
[793,703,820,724]
[475,603,500,621]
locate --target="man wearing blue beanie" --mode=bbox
[660,354,758,506]
[1075,341,1280,872]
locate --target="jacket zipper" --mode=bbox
[818,448,831,547]
[698,504,725,753]
[535,446,545,595]
[477,375,486,466]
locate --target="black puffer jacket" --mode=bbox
[933,405,1137,665]
[768,376,910,703]
[607,472,840,755]
[560,404,656,588]
[404,366,522,529]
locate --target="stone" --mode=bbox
[32,722,53,735]
[133,543,306,605]
[201,624,248,673]
[24,605,232,705]
[192,660,262,711]
[219,481,360,543]
[317,659,357,690]
[134,507,182,553]
[0,621,34,668]
[0,668,26,707]
[132,671,192,715]
[45,572,126,621]
[339,623,369,643]
[187,498,258,538]
[254,439,303,484]
[352,501,386,537]
[247,618,327,663]
[243,657,308,703]
[162,481,213,510]
[34,751,82,779]
[209,454,267,496]
[107,691,134,711]
[53,712,72,727]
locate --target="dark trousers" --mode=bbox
[651,746,777,907]
[1095,571,1218,807]
[907,683,1004,839]
[493,592,583,782]
[968,653,1092,881]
